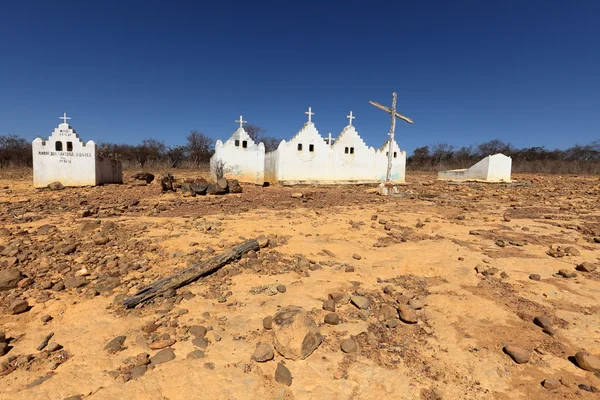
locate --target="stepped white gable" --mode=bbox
[32,114,122,188]
[210,115,265,184]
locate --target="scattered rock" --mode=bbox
[329,292,350,305]
[350,295,370,310]
[291,193,303,199]
[386,318,399,328]
[398,304,418,324]
[192,337,209,349]
[150,348,176,365]
[48,181,64,190]
[52,282,65,292]
[180,183,196,197]
[578,384,598,392]
[322,249,336,257]
[104,336,127,353]
[8,299,29,314]
[383,285,394,295]
[529,274,541,281]
[94,277,121,294]
[481,267,499,276]
[272,306,322,360]
[189,325,207,338]
[322,299,336,312]
[558,269,577,278]
[131,172,155,184]
[65,276,88,289]
[352,253,362,260]
[275,362,292,386]
[134,353,150,366]
[380,304,397,320]
[564,246,580,256]
[324,313,340,325]
[149,339,176,350]
[131,365,147,379]
[543,326,558,336]
[190,181,208,195]
[542,379,561,390]
[575,351,600,372]
[36,333,54,350]
[216,178,229,193]
[228,179,243,193]
[408,298,425,310]
[0,268,24,291]
[252,343,274,362]
[503,344,530,364]
[47,342,63,352]
[186,350,205,360]
[576,262,597,272]
[80,221,101,232]
[262,316,273,330]
[340,338,358,354]
[533,315,553,330]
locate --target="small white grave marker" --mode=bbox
[32,114,123,187]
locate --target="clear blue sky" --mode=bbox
[1,0,598,154]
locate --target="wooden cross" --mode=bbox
[235,115,246,128]
[305,107,314,123]
[369,92,413,182]
[347,111,355,126]
[59,112,71,124]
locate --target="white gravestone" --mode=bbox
[264,108,406,184]
[210,115,265,185]
[437,153,512,182]
[32,114,123,187]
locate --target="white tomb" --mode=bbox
[264,109,406,184]
[209,115,266,185]
[437,153,512,182]
[32,113,123,188]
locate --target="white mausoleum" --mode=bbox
[32,113,123,188]
[437,153,512,182]
[264,108,406,184]
[209,115,265,185]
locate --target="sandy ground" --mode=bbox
[0,170,599,400]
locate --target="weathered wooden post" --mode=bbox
[369,92,414,183]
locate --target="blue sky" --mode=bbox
[1,0,598,154]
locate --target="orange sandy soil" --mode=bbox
[0,169,599,400]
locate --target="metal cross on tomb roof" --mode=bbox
[369,92,414,183]
[59,112,71,124]
[347,111,355,126]
[235,115,247,128]
[305,107,314,123]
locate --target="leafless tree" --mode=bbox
[212,159,228,179]
[0,135,31,167]
[244,123,281,152]
[186,130,213,165]
[244,124,267,143]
